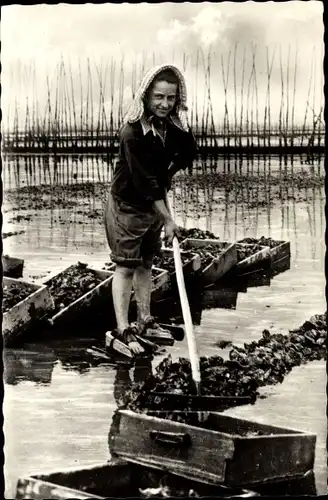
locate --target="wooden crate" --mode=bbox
[2,255,24,278]
[111,410,316,488]
[15,459,259,499]
[160,247,201,277]
[236,243,271,275]
[43,266,114,327]
[180,238,237,285]
[2,277,54,346]
[238,238,290,264]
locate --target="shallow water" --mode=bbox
[2,154,326,497]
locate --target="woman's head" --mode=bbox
[144,69,180,120]
[124,64,189,130]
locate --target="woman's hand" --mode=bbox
[164,219,180,244]
[153,197,180,243]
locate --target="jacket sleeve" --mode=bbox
[168,128,198,177]
[121,133,165,202]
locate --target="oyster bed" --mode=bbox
[120,313,326,427]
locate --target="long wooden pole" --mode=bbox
[165,191,201,393]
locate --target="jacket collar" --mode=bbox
[140,113,186,136]
[140,114,156,136]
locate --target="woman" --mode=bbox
[104,63,197,355]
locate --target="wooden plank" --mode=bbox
[2,255,24,278]
[2,277,54,346]
[43,266,114,327]
[181,239,238,285]
[105,331,134,358]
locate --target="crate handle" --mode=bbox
[150,430,191,448]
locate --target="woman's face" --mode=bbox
[146,80,178,119]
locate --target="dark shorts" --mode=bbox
[104,192,163,269]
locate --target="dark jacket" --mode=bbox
[111,118,197,211]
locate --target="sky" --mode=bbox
[1,1,324,130]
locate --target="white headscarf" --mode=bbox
[123,64,189,132]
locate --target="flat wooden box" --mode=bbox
[15,459,259,499]
[238,239,291,264]
[236,243,271,274]
[2,277,54,346]
[42,266,114,327]
[180,238,238,285]
[2,255,24,278]
[111,410,316,488]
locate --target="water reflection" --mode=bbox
[108,357,153,454]
[3,154,114,190]
[52,337,116,375]
[4,346,57,386]
[113,358,153,407]
[202,285,241,309]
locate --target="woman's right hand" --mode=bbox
[164,219,180,244]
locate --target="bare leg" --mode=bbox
[133,262,173,343]
[133,263,152,323]
[112,265,143,354]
